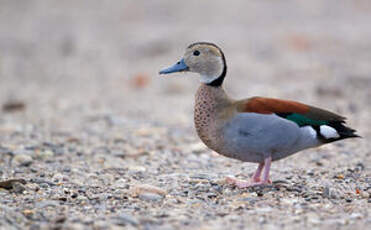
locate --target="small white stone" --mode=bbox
[131,184,167,197]
[35,150,54,160]
[350,213,362,219]
[13,154,33,166]
[190,142,208,153]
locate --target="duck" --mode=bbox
[159,42,359,188]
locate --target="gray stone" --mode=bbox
[12,182,26,194]
[112,213,139,226]
[35,200,59,209]
[138,193,163,202]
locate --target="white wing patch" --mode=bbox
[320,125,340,139]
[302,126,317,139]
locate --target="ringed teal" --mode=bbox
[159,42,359,188]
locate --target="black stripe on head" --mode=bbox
[188,42,227,87]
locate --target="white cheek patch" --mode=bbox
[320,125,340,139]
[200,75,218,84]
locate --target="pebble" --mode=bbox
[350,213,362,219]
[323,186,340,199]
[113,178,128,189]
[360,191,369,199]
[190,173,214,181]
[0,188,9,195]
[13,154,33,167]
[131,184,167,197]
[76,195,88,204]
[63,166,71,173]
[189,142,208,154]
[307,212,321,225]
[63,223,86,230]
[53,147,65,156]
[0,179,27,190]
[39,183,50,189]
[111,214,139,226]
[35,149,54,160]
[127,165,147,173]
[36,200,59,209]
[52,173,65,182]
[12,182,26,194]
[138,193,163,202]
[22,209,34,216]
[194,183,210,193]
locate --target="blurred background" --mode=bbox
[1,0,370,129]
[0,1,370,229]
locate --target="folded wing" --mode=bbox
[236,97,359,142]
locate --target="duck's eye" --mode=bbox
[193,50,200,56]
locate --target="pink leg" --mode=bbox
[261,156,272,183]
[251,162,264,182]
[250,156,272,186]
[225,156,272,188]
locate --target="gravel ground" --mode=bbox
[0,1,370,229]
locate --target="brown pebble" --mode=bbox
[0,179,27,190]
[131,184,167,197]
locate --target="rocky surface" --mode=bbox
[0,0,370,229]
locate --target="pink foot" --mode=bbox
[251,177,272,184]
[225,176,271,188]
[251,176,261,183]
[225,176,251,188]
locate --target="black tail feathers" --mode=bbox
[324,121,360,142]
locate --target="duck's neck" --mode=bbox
[194,84,231,121]
[205,75,225,87]
[196,84,230,104]
[206,51,227,87]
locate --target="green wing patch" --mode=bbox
[277,113,328,127]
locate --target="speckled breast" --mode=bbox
[194,85,225,152]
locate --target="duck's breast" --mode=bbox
[194,84,231,152]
